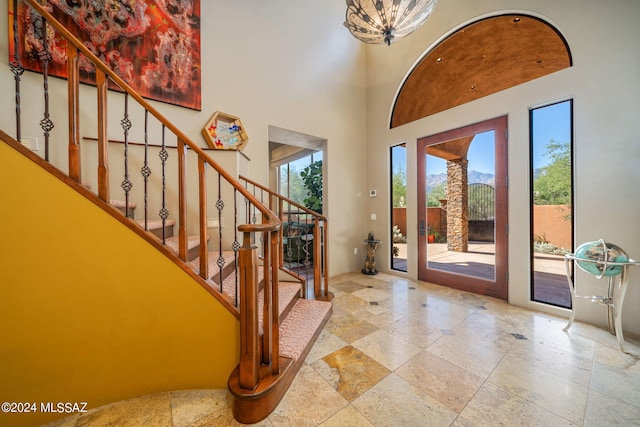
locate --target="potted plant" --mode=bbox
[427,226,436,243]
[300,160,322,214]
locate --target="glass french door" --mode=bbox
[417,116,508,299]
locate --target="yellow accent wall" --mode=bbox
[0,141,240,427]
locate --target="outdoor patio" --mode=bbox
[392,242,570,307]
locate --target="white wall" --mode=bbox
[0,0,370,276]
[364,0,640,334]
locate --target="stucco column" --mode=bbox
[446,159,468,252]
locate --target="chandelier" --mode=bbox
[344,0,438,46]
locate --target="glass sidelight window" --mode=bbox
[530,100,574,308]
[391,144,407,272]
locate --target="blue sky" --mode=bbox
[532,101,572,169]
[426,130,495,176]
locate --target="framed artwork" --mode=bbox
[9,0,201,110]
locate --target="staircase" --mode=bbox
[108,197,332,423]
[4,0,332,424]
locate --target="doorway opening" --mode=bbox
[417,116,508,299]
[268,126,327,292]
[268,125,325,209]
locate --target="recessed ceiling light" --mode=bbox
[513,17,521,23]
[436,57,443,63]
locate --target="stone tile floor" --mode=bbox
[45,272,640,426]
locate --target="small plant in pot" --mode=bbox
[427,226,436,243]
[300,160,322,214]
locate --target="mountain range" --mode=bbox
[427,170,495,188]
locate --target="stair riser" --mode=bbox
[278,296,298,324]
[114,206,135,217]
[186,245,200,262]
[209,262,237,286]
[147,225,174,240]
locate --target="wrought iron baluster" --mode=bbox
[121,94,133,217]
[286,209,293,266]
[158,125,169,244]
[251,186,262,256]
[11,0,25,142]
[232,188,240,307]
[304,216,311,282]
[216,174,226,294]
[252,186,258,225]
[141,110,151,230]
[244,196,253,246]
[37,15,54,161]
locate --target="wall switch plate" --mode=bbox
[354,248,358,255]
[371,213,377,220]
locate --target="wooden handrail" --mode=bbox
[239,175,331,300]
[240,175,327,221]
[82,137,251,156]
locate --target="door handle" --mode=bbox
[419,220,426,235]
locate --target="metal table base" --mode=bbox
[563,253,638,353]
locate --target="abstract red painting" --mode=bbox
[9,0,201,110]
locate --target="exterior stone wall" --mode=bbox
[438,199,447,237]
[447,159,468,252]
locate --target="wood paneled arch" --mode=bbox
[391,14,572,128]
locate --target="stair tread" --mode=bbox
[258,282,302,333]
[164,235,204,252]
[190,250,237,281]
[136,218,176,230]
[210,267,265,304]
[279,299,332,361]
[110,199,137,208]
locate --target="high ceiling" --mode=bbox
[391,14,572,128]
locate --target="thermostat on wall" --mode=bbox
[370,190,377,197]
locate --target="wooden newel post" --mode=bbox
[239,231,259,390]
[313,220,322,297]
